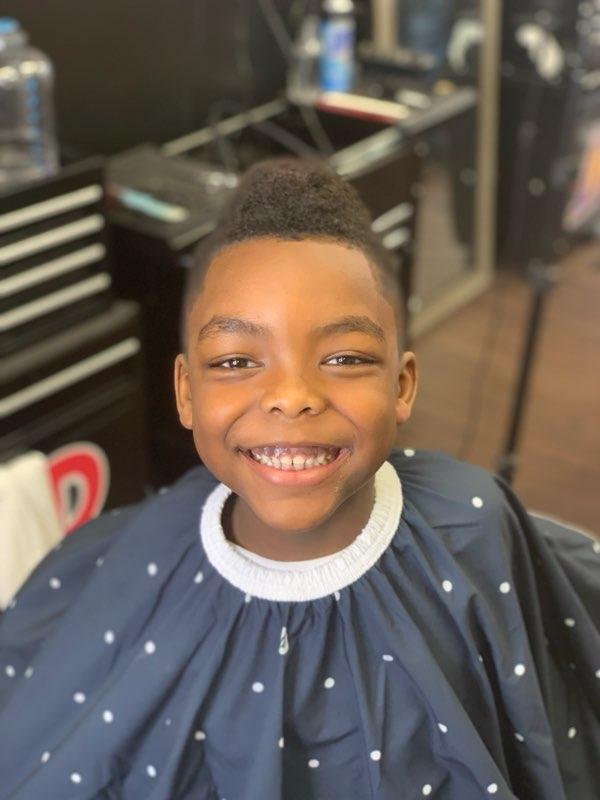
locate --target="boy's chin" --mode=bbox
[251,504,339,537]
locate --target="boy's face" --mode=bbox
[175,238,416,535]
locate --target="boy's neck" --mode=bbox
[221,480,376,562]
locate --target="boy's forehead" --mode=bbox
[186,239,401,354]
[197,238,383,311]
[186,239,402,358]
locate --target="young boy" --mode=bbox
[0,158,598,800]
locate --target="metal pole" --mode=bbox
[496,263,560,484]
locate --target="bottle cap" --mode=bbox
[0,18,20,35]
[322,0,354,14]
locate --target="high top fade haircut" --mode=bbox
[182,157,404,351]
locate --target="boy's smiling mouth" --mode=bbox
[237,444,351,484]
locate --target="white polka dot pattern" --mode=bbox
[3,453,596,800]
[70,773,82,784]
[404,448,415,457]
[49,577,61,590]
[472,496,484,508]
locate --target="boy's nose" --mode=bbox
[259,372,327,417]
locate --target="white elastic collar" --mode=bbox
[199,459,403,602]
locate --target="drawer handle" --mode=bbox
[372,202,413,233]
[0,273,111,332]
[0,185,103,234]
[382,227,411,251]
[0,244,106,298]
[0,214,105,266]
[1,337,141,417]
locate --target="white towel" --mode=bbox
[0,451,64,609]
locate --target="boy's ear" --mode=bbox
[174,353,193,430]
[395,351,417,426]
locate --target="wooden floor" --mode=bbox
[397,241,600,534]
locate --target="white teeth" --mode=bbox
[248,448,339,470]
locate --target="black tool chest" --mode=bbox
[0,159,112,357]
[1,161,149,518]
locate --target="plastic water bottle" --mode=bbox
[288,14,321,101]
[319,0,356,93]
[0,18,59,190]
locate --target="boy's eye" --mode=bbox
[325,355,375,367]
[210,357,258,370]
[209,354,376,370]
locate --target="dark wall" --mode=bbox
[2,0,289,156]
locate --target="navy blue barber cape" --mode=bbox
[0,449,599,799]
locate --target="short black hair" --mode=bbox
[182,157,403,349]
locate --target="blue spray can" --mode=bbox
[319,0,356,92]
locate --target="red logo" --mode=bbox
[48,442,110,534]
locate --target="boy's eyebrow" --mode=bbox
[196,314,386,344]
